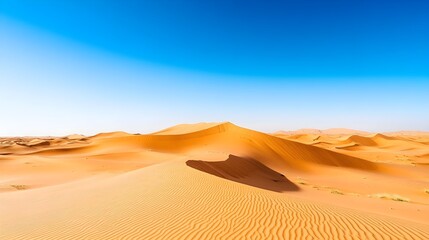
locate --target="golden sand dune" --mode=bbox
[105,122,382,172]
[1,122,429,239]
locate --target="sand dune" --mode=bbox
[279,128,429,166]
[83,122,390,175]
[1,122,428,239]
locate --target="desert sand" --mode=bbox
[1,122,429,239]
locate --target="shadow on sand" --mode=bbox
[186,154,300,192]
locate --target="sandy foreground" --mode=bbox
[1,122,428,239]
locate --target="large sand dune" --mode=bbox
[1,123,428,239]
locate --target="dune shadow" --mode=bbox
[186,155,299,192]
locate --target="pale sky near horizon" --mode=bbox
[1,1,428,136]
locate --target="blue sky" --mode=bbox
[1,1,428,135]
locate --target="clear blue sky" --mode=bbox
[1,0,428,135]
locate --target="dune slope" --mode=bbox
[1,160,428,240]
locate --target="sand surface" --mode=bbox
[1,123,429,239]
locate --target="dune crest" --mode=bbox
[152,122,230,135]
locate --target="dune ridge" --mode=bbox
[80,122,384,172]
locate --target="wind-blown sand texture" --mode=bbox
[1,123,429,239]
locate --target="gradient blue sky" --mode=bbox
[1,0,428,136]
